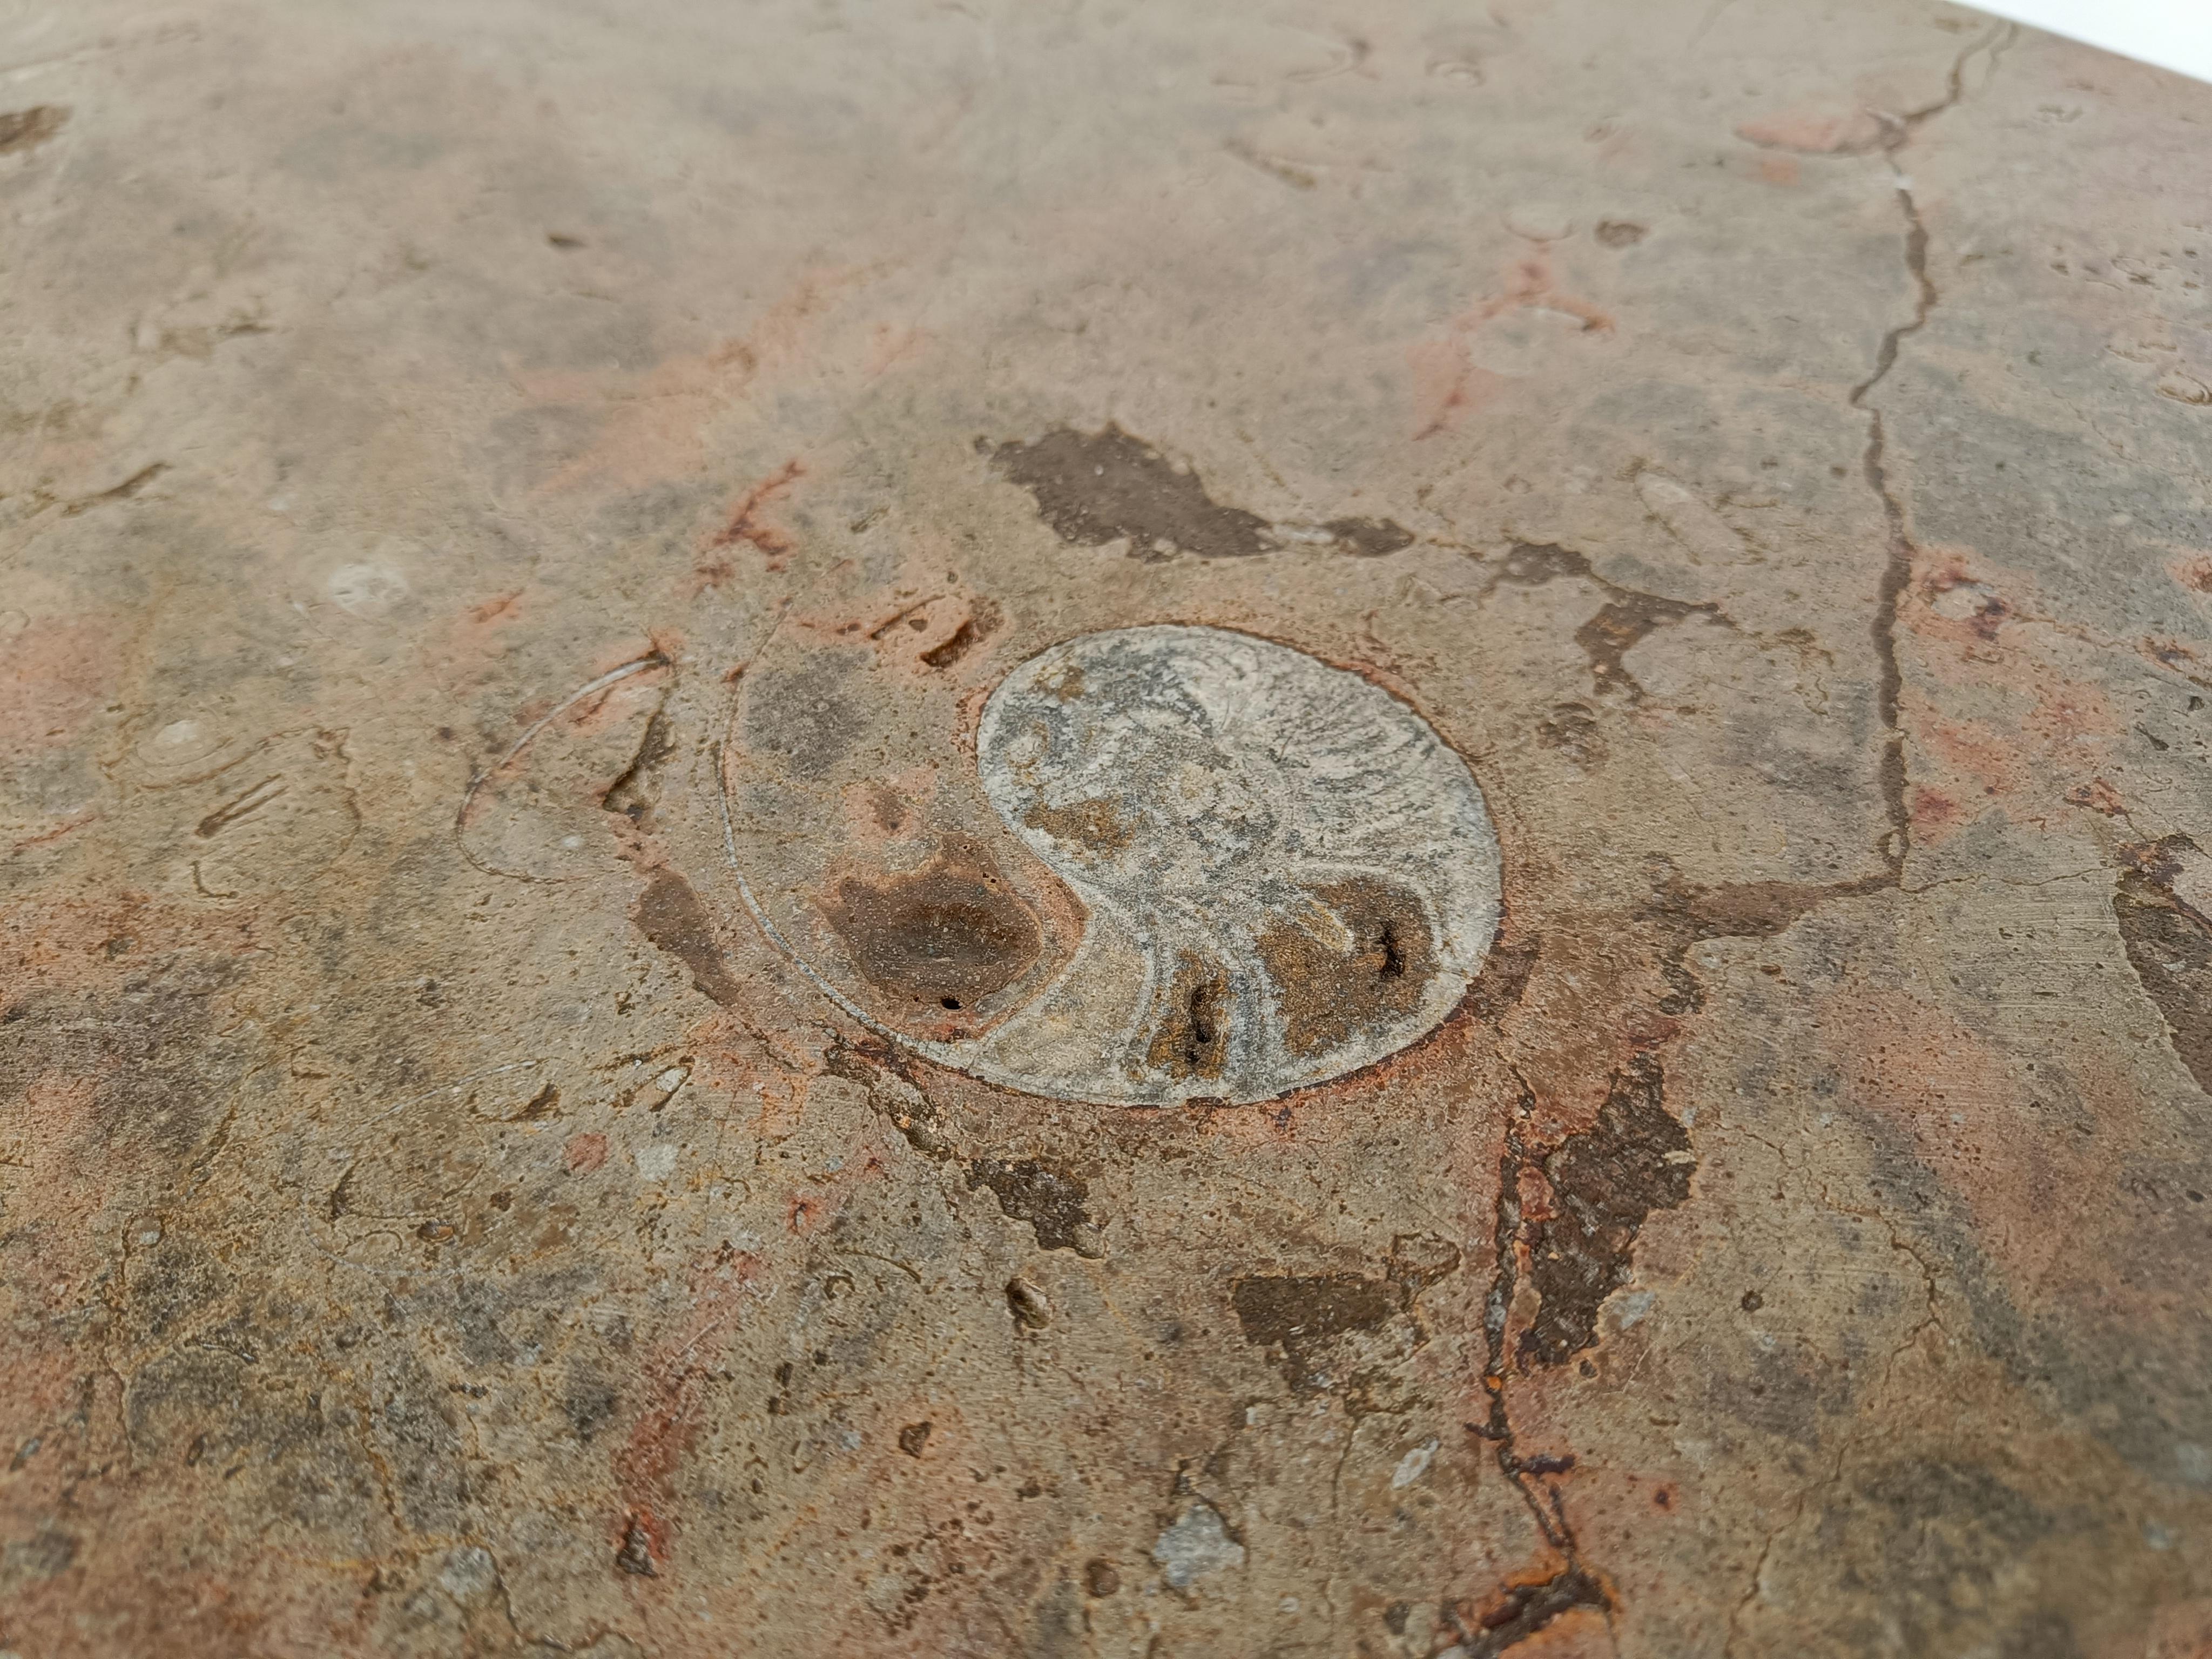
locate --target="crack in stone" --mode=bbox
[1849,23,2017,881]
[1453,1062,1619,1654]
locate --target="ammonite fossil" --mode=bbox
[724,620,1500,1105]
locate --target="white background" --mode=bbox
[1973,0,2212,84]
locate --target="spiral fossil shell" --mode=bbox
[724,622,1500,1105]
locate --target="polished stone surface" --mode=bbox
[5,2,2212,1654]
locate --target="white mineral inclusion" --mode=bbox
[938,624,1501,1105]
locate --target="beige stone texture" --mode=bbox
[4,1,2212,1655]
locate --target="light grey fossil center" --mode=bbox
[949,624,1501,1104]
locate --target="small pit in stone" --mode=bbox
[1145,953,1230,1080]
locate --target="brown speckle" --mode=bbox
[1021,794,1133,854]
[898,1421,932,1456]
[1462,1566,1608,1648]
[0,106,67,157]
[1325,517,1415,558]
[919,599,1002,670]
[1595,219,1647,246]
[615,1513,658,1576]
[1005,1276,1051,1328]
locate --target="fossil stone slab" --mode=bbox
[4,2,2212,1657]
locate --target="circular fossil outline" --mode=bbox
[720,623,1502,1105]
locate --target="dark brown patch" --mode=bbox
[632,868,746,1007]
[898,1421,932,1456]
[1594,220,1646,247]
[1644,868,1889,1014]
[1516,1053,1691,1367]
[1458,1566,1608,1654]
[1492,539,1594,587]
[1256,878,1435,1057]
[1230,1272,1402,1390]
[989,425,1273,561]
[965,1157,1098,1254]
[2115,837,2212,1092]
[615,1513,658,1576]
[866,785,912,834]
[1144,952,1230,1079]
[1021,795,1132,853]
[1326,516,1415,557]
[820,845,1042,1012]
[1083,1559,1121,1597]
[0,105,67,156]
[1574,592,1715,701]
[1004,1277,1051,1328]
[919,598,1003,670]
[1490,540,1726,702]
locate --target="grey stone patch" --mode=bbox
[739,649,865,781]
[1152,1501,1245,1590]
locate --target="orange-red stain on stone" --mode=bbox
[2065,777,2127,817]
[520,264,884,496]
[420,584,536,691]
[0,613,122,767]
[1910,786,1962,833]
[1813,985,2086,1291]
[1917,715,2029,814]
[2170,554,2212,595]
[1734,104,1884,154]
[612,1244,764,1572]
[1411,246,1613,440]
[693,458,805,589]
[563,1132,609,1175]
